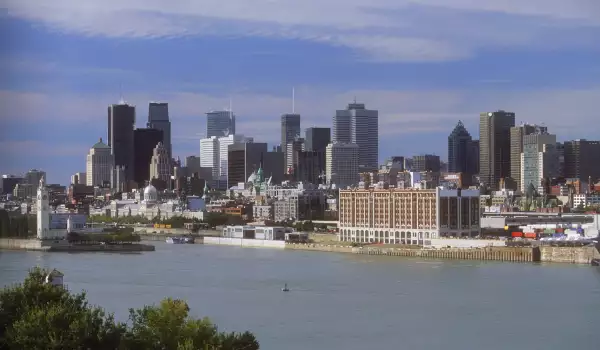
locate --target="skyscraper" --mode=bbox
[326,143,359,188]
[108,102,136,182]
[305,127,331,152]
[447,121,475,174]
[563,139,600,181]
[479,110,515,189]
[86,138,113,187]
[147,102,172,158]
[149,142,172,184]
[521,131,558,193]
[281,113,301,171]
[510,124,544,190]
[133,128,163,187]
[334,102,379,172]
[206,110,235,138]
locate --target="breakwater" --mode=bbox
[0,238,155,252]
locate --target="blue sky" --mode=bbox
[1,0,599,184]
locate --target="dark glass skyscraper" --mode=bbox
[108,102,135,182]
[148,102,172,158]
[281,113,301,172]
[448,121,476,175]
[304,127,331,152]
[479,110,516,189]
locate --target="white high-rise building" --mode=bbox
[200,136,220,182]
[36,176,49,240]
[70,172,86,185]
[86,138,114,187]
[333,102,379,172]
[326,143,360,188]
[218,134,253,178]
[149,142,172,183]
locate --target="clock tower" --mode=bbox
[37,176,50,240]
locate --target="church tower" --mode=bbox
[37,176,50,240]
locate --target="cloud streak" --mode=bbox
[4,0,600,62]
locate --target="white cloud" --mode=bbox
[4,0,599,62]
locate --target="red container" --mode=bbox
[556,228,564,233]
[524,232,536,239]
[511,232,523,237]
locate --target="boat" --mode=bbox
[166,236,194,244]
[281,283,290,292]
[591,259,600,267]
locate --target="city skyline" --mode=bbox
[2,1,599,184]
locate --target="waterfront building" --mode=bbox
[37,177,50,239]
[326,143,359,188]
[479,110,515,190]
[147,102,171,157]
[108,101,136,182]
[281,113,301,172]
[338,188,480,244]
[86,138,114,187]
[206,110,235,138]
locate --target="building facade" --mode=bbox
[281,113,301,171]
[334,102,379,172]
[521,132,558,194]
[412,154,441,173]
[510,124,545,190]
[338,188,480,244]
[147,102,172,157]
[108,102,136,182]
[149,142,172,184]
[448,121,477,175]
[206,110,235,138]
[218,134,253,188]
[563,139,600,182]
[133,128,163,187]
[86,138,113,187]
[304,127,331,152]
[200,136,220,183]
[479,110,516,190]
[326,143,359,188]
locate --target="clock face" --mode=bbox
[42,195,48,200]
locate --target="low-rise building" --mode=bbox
[338,188,480,244]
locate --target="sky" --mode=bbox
[1,0,599,184]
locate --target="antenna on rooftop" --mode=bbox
[118,82,125,104]
[292,87,295,113]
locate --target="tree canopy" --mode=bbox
[0,210,35,238]
[0,268,259,350]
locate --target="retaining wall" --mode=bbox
[354,246,536,262]
[0,238,49,251]
[539,246,600,264]
[0,238,155,252]
[285,243,354,253]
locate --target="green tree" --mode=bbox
[0,268,260,350]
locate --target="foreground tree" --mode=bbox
[0,268,259,350]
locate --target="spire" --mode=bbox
[39,175,45,189]
[292,87,295,113]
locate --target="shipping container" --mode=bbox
[524,232,536,239]
[511,232,523,237]
[556,228,564,233]
[165,224,172,229]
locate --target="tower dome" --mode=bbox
[143,184,158,202]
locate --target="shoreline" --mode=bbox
[0,238,155,252]
[284,242,600,265]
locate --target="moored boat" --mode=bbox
[166,236,195,244]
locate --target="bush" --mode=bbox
[0,268,259,350]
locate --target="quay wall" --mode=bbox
[354,246,536,263]
[203,237,285,249]
[285,243,354,253]
[0,238,49,251]
[539,246,600,264]
[426,238,506,249]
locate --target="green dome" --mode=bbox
[92,138,110,149]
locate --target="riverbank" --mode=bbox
[284,242,600,265]
[0,238,155,252]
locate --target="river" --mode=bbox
[2,243,600,350]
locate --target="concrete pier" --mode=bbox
[0,238,155,252]
[351,246,536,263]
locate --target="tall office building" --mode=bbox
[521,131,558,194]
[510,124,545,190]
[412,154,441,173]
[1,175,22,195]
[448,121,477,175]
[70,172,86,185]
[200,136,220,178]
[206,110,235,138]
[326,143,360,188]
[218,134,253,188]
[334,102,379,172]
[133,128,163,187]
[286,138,305,175]
[227,142,269,187]
[296,151,326,184]
[86,138,114,187]
[479,110,516,190]
[108,102,136,182]
[305,127,331,152]
[281,113,301,171]
[23,169,46,186]
[149,142,172,184]
[563,139,600,182]
[147,102,172,158]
